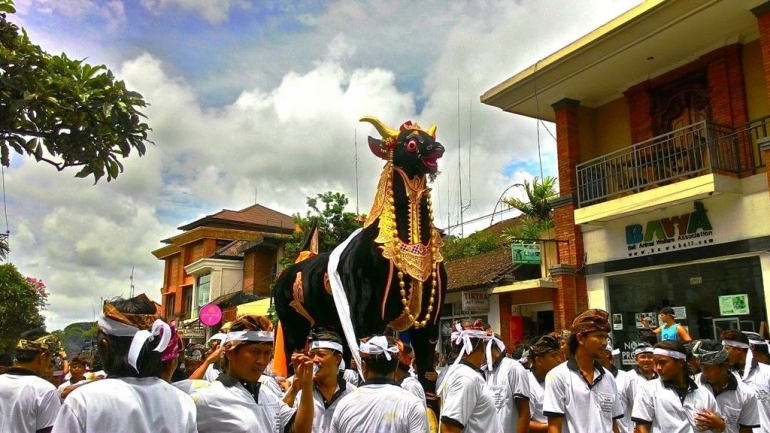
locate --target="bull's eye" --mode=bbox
[426,145,433,150]
[406,139,418,153]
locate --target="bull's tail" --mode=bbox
[273,320,288,378]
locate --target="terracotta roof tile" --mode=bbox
[212,240,249,259]
[445,247,514,292]
[179,204,294,232]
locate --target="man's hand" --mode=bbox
[695,409,725,432]
[205,346,223,365]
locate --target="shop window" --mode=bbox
[197,273,211,309]
[608,256,766,369]
[165,294,175,318]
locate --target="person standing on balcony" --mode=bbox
[640,307,691,343]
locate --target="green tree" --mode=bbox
[0,0,152,183]
[501,176,557,241]
[442,231,500,261]
[280,191,363,267]
[0,263,48,352]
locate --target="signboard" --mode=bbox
[181,327,206,339]
[719,294,749,316]
[635,312,658,329]
[461,292,489,312]
[612,314,623,330]
[621,341,638,366]
[624,201,714,258]
[199,303,223,326]
[511,242,541,265]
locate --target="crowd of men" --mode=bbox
[1,295,770,433]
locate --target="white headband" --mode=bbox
[634,346,654,356]
[451,323,490,366]
[722,340,750,349]
[485,335,506,370]
[310,340,344,353]
[750,340,769,346]
[226,330,273,343]
[207,333,227,343]
[652,348,687,360]
[98,315,172,373]
[359,336,399,361]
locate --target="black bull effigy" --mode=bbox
[273,116,448,405]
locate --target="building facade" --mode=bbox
[482,0,770,357]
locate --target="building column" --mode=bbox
[499,294,513,348]
[760,137,770,190]
[549,97,587,331]
[753,3,770,103]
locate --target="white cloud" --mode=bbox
[18,0,126,29]
[140,0,249,24]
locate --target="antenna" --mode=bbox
[354,129,360,216]
[129,266,135,298]
[254,187,258,205]
[458,79,464,237]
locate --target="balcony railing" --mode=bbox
[576,117,769,207]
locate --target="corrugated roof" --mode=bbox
[178,204,295,233]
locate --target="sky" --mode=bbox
[7,0,642,331]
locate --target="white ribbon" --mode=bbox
[310,340,344,353]
[98,315,172,373]
[722,340,750,349]
[634,346,654,356]
[226,330,273,343]
[359,336,399,361]
[450,323,490,366]
[328,228,365,380]
[749,340,769,347]
[207,333,227,343]
[485,335,506,371]
[652,348,686,360]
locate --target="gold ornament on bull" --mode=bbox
[359,116,443,330]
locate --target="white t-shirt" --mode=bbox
[203,363,221,382]
[342,369,360,387]
[697,372,760,433]
[399,375,426,408]
[52,376,197,433]
[631,377,720,433]
[736,362,770,432]
[484,357,530,433]
[0,370,61,433]
[330,381,428,433]
[294,377,356,432]
[527,370,547,424]
[612,369,635,433]
[440,361,503,433]
[543,358,623,433]
[192,376,295,433]
[436,363,456,391]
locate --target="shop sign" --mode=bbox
[181,327,206,339]
[511,242,541,265]
[199,304,222,326]
[621,341,638,366]
[461,292,489,312]
[624,201,714,257]
[719,294,749,316]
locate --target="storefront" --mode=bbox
[580,180,770,368]
[438,291,490,363]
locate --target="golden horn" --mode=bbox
[359,116,399,139]
[427,124,437,137]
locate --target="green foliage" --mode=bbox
[501,176,557,240]
[0,263,48,352]
[0,5,152,183]
[442,231,500,261]
[280,192,363,267]
[53,321,98,357]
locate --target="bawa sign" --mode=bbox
[625,201,714,257]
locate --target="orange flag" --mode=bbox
[273,321,288,378]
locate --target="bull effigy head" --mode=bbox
[360,116,444,178]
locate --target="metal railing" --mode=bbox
[576,117,769,207]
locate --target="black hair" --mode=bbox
[309,328,344,354]
[637,329,658,346]
[98,296,163,378]
[0,352,13,367]
[361,336,399,377]
[15,328,51,363]
[754,343,769,356]
[567,333,579,355]
[721,329,749,352]
[512,344,530,360]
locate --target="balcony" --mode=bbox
[574,118,768,224]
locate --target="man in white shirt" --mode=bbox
[693,340,760,433]
[0,328,62,433]
[525,333,564,433]
[597,339,634,433]
[191,314,315,433]
[283,328,356,432]
[394,338,427,407]
[57,354,88,400]
[484,332,530,433]
[330,335,428,433]
[632,340,722,433]
[543,309,623,433]
[721,329,770,431]
[440,319,503,433]
[52,294,197,433]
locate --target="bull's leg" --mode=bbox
[408,324,440,413]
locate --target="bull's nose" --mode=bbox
[433,142,445,154]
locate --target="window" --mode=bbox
[182,286,193,319]
[197,274,211,309]
[165,294,175,318]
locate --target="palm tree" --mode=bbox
[501,176,558,241]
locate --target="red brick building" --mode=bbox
[482,0,770,358]
[152,204,294,326]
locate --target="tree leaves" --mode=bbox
[0,8,153,183]
[0,263,47,352]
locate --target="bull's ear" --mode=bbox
[368,136,388,160]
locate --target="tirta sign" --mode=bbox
[624,201,714,257]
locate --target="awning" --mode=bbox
[235,298,272,317]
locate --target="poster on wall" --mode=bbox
[672,306,687,319]
[635,312,658,329]
[719,294,750,315]
[612,314,623,330]
[621,341,637,366]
